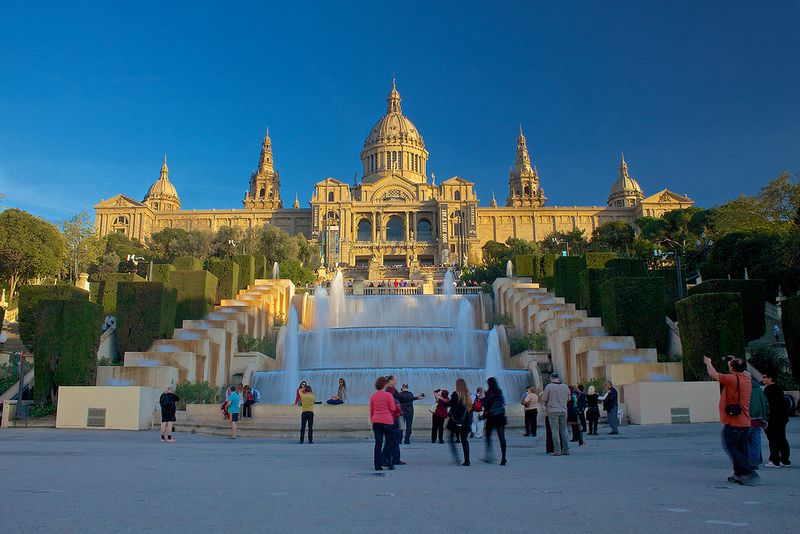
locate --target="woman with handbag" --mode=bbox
[431,389,449,444]
[482,377,508,466]
[447,378,473,466]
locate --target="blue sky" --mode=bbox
[1,1,798,223]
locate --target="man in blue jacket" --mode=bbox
[603,381,619,435]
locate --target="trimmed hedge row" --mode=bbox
[541,254,557,277]
[782,295,800,381]
[254,255,268,280]
[605,258,647,278]
[93,273,144,315]
[584,252,618,269]
[34,299,102,404]
[206,258,240,301]
[514,255,536,277]
[234,255,255,292]
[650,268,684,320]
[676,292,745,381]
[172,256,203,271]
[117,282,177,355]
[599,277,667,351]
[151,263,175,284]
[171,270,218,327]
[18,285,89,352]
[580,268,614,317]
[554,256,586,306]
[688,279,766,342]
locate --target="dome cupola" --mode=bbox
[143,155,181,211]
[607,153,644,207]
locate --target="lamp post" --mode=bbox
[552,236,569,256]
[654,241,684,300]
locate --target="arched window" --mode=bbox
[523,185,531,196]
[417,219,433,242]
[112,215,129,226]
[454,190,461,201]
[385,216,404,241]
[357,219,372,241]
[327,191,335,202]
[259,188,266,198]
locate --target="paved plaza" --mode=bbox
[1,422,798,533]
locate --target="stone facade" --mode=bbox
[95,82,693,268]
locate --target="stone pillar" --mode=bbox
[76,273,90,292]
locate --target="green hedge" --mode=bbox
[600,277,667,351]
[534,276,556,291]
[650,268,684,320]
[676,292,745,381]
[172,256,203,271]
[782,295,800,381]
[541,254,557,277]
[514,255,535,277]
[206,258,240,302]
[233,255,255,292]
[584,252,618,269]
[688,279,766,342]
[554,256,587,306]
[151,263,175,284]
[93,273,144,315]
[171,270,218,327]
[580,268,614,317]
[117,282,177,355]
[34,299,102,404]
[605,258,648,278]
[254,255,268,280]
[18,285,89,352]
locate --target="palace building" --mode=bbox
[94,81,693,270]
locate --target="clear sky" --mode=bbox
[1,1,798,223]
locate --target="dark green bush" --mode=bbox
[540,254,557,277]
[237,334,277,358]
[233,255,255,292]
[175,380,226,407]
[650,268,685,320]
[688,279,766,342]
[605,258,647,278]
[584,252,618,269]
[151,263,175,284]
[116,282,177,355]
[782,294,800,381]
[254,255,268,279]
[513,255,535,277]
[534,276,556,291]
[18,285,89,351]
[93,273,144,315]
[599,277,667,351]
[206,258,240,301]
[554,256,587,306]
[34,299,102,404]
[171,270,218,327]
[172,256,202,271]
[579,268,613,317]
[676,292,745,381]
[279,259,315,287]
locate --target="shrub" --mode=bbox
[237,334,277,358]
[605,258,647,278]
[599,277,667,351]
[579,268,613,317]
[688,279,766,342]
[175,380,226,407]
[650,268,684,320]
[491,313,514,328]
[554,256,586,305]
[509,331,547,355]
[254,255,268,279]
[172,256,202,271]
[18,285,89,351]
[206,258,240,301]
[279,259,315,287]
[676,292,745,381]
[782,294,800,381]
[540,254,557,277]
[34,299,103,404]
[171,270,218,327]
[93,273,145,315]
[29,404,57,418]
[0,364,17,396]
[534,276,556,291]
[584,252,618,269]
[116,282,177,355]
[151,263,175,284]
[233,255,255,292]
[747,342,789,375]
[514,255,535,277]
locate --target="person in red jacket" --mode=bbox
[370,376,402,471]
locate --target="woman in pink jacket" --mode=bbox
[370,376,402,471]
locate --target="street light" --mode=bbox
[552,236,569,256]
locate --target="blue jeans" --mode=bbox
[372,423,393,470]
[723,425,754,478]
[748,425,763,468]
[402,411,414,443]
[607,407,619,433]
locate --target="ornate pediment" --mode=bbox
[642,189,692,205]
[94,194,146,209]
[440,175,473,185]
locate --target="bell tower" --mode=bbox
[506,126,545,207]
[244,129,282,209]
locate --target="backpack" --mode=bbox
[473,398,483,412]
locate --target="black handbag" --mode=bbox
[724,375,743,416]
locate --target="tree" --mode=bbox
[0,208,67,297]
[759,170,800,224]
[295,233,320,269]
[62,211,103,279]
[590,221,635,252]
[279,259,316,287]
[505,237,541,258]
[542,229,588,256]
[481,240,509,267]
[258,224,299,263]
[210,226,242,258]
[147,228,213,260]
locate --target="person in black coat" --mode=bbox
[603,381,619,434]
[481,377,508,466]
[762,370,791,467]
[447,379,473,466]
[159,386,180,443]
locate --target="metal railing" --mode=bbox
[434,286,482,294]
[363,286,422,295]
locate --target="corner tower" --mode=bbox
[244,129,282,209]
[506,127,545,207]
[360,80,429,184]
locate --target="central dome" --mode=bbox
[360,81,429,184]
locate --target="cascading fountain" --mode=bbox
[443,269,456,295]
[254,274,531,403]
[506,260,513,278]
[272,261,280,280]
